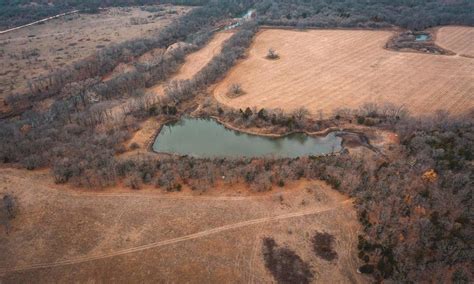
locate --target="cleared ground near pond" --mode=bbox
[435,26,474,58]
[0,167,365,283]
[214,29,474,116]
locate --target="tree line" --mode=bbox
[255,0,474,30]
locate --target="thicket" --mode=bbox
[323,111,473,282]
[256,0,474,30]
[262,237,314,284]
[312,231,338,261]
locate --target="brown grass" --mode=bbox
[0,167,365,283]
[148,31,234,96]
[0,6,190,99]
[435,26,474,58]
[213,29,474,117]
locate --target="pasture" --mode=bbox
[0,168,364,283]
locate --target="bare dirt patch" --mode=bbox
[0,167,365,283]
[435,26,474,58]
[0,5,190,99]
[213,29,474,117]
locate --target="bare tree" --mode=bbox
[227,83,245,98]
[266,48,279,59]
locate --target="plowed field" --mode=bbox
[214,29,474,117]
[436,26,474,58]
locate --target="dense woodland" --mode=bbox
[2,0,474,30]
[256,0,474,30]
[0,0,472,282]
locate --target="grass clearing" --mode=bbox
[0,167,364,283]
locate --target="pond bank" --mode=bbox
[152,117,343,158]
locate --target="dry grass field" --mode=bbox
[435,26,474,58]
[0,167,365,283]
[214,29,474,117]
[149,31,234,95]
[0,5,190,98]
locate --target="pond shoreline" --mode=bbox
[206,115,344,138]
[147,115,381,158]
[151,116,344,158]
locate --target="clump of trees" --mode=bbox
[198,101,331,135]
[266,48,279,60]
[312,231,338,261]
[386,31,452,55]
[227,83,244,98]
[262,237,314,283]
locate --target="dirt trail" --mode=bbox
[0,200,351,275]
[0,10,79,35]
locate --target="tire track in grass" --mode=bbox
[0,200,352,275]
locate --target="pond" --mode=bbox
[152,118,342,158]
[415,34,429,41]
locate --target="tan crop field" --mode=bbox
[0,5,190,98]
[214,29,474,117]
[435,26,474,58]
[148,31,234,96]
[0,167,365,283]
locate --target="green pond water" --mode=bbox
[415,34,429,41]
[152,118,342,158]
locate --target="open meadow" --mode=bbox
[0,167,364,283]
[213,28,474,117]
[0,5,190,99]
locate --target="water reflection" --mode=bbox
[153,118,342,158]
